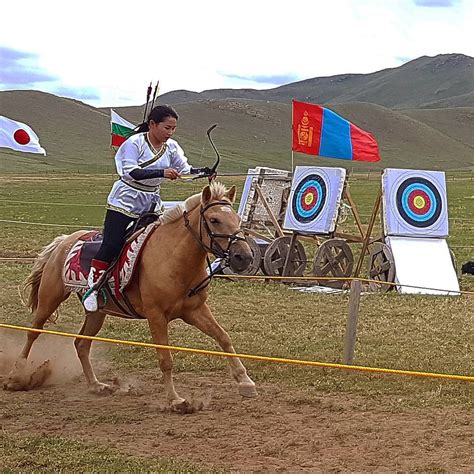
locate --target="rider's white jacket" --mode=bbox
[107,133,192,217]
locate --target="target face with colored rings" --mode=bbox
[382,168,448,238]
[284,166,346,234]
[396,177,442,228]
[292,174,327,223]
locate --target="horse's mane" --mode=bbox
[160,181,231,225]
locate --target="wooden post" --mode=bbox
[343,279,362,365]
[343,186,365,239]
[282,232,298,276]
[354,186,382,278]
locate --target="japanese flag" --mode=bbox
[0,115,47,155]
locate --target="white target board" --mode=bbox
[383,169,449,238]
[386,236,459,295]
[283,166,346,234]
[238,167,291,225]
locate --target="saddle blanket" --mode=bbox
[63,224,156,298]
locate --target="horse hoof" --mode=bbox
[3,377,27,391]
[90,382,116,395]
[3,360,30,391]
[239,381,258,398]
[170,398,191,414]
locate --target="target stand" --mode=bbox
[222,167,293,276]
[261,166,367,287]
[364,168,459,295]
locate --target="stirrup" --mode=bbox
[82,289,98,312]
[82,288,107,312]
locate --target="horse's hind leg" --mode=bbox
[4,284,66,391]
[74,311,113,394]
[183,304,257,398]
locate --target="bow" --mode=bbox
[182,123,220,181]
[206,123,220,178]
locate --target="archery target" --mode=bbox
[283,166,346,234]
[382,169,448,237]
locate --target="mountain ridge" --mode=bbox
[158,54,474,109]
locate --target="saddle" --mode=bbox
[63,217,160,308]
[78,212,159,274]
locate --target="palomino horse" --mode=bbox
[5,182,257,409]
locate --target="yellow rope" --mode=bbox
[1,323,472,382]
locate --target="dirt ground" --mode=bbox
[0,336,472,473]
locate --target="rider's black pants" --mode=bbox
[94,209,135,263]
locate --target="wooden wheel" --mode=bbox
[263,236,307,276]
[367,242,395,292]
[222,236,262,276]
[312,239,353,288]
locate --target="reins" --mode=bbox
[183,200,246,296]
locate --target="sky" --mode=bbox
[0,0,472,107]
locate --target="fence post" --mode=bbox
[343,279,362,365]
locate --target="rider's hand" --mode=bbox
[164,168,179,180]
[201,167,217,180]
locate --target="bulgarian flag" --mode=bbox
[0,115,46,155]
[292,100,380,162]
[111,109,135,147]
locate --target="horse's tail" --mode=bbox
[22,234,68,313]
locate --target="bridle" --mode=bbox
[183,199,246,296]
[184,200,246,259]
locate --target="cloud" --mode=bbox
[0,46,99,102]
[0,46,58,87]
[414,0,457,6]
[53,86,100,101]
[220,72,301,86]
[395,56,415,64]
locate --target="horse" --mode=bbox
[4,182,257,410]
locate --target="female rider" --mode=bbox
[83,104,210,311]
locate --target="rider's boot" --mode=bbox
[82,259,109,312]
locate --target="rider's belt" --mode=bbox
[120,178,158,193]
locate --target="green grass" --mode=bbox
[0,432,208,473]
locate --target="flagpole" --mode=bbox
[291,100,294,175]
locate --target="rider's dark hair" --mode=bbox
[134,105,179,134]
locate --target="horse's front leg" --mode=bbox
[146,312,186,409]
[183,303,257,398]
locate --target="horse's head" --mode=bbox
[200,183,252,272]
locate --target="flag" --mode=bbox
[292,100,380,162]
[111,109,135,147]
[0,116,46,155]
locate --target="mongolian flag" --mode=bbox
[111,109,135,147]
[292,100,380,162]
[0,115,46,155]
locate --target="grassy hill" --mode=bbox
[401,107,474,148]
[0,53,473,174]
[1,92,473,174]
[113,100,474,172]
